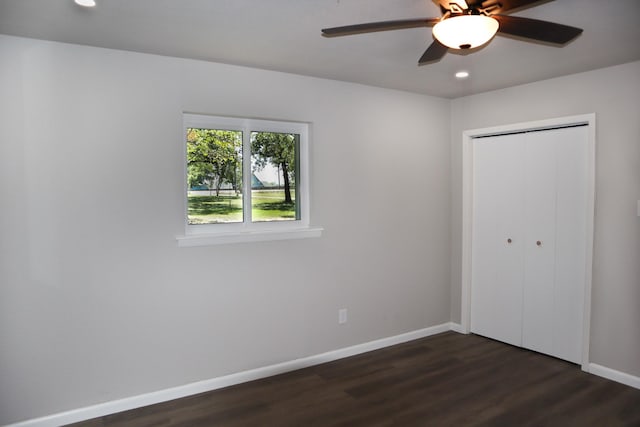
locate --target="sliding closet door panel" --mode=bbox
[552,126,588,364]
[522,133,557,356]
[471,134,525,346]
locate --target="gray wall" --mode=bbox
[450,61,640,378]
[0,35,452,424]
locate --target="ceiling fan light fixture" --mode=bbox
[74,0,96,7]
[433,15,499,50]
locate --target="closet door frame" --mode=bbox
[460,114,596,371]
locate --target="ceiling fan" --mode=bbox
[321,0,583,64]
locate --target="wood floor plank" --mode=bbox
[68,332,640,426]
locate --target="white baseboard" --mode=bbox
[449,322,466,334]
[10,322,454,427]
[587,363,640,390]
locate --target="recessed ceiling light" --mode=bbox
[75,0,96,7]
[455,71,470,79]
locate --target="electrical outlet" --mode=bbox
[338,308,347,324]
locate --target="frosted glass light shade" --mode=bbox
[75,0,96,7]
[433,15,499,50]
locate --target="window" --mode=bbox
[178,114,321,246]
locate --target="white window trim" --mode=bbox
[176,114,322,247]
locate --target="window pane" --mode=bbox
[250,131,300,222]
[186,128,243,224]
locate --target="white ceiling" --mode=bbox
[1,0,639,98]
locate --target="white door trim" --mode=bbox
[460,114,596,370]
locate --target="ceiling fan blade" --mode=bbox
[419,40,449,64]
[322,18,440,37]
[477,0,548,14]
[493,15,583,44]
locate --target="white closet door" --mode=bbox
[522,132,558,356]
[471,134,525,346]
[522,126,588,364]
[471,125,588,364]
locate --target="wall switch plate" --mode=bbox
[637,200,640,217]
[338,308,347,324]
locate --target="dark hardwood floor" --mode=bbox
[70,332,640,426]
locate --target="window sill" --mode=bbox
[176,226,323,247]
